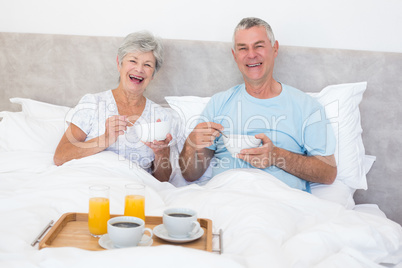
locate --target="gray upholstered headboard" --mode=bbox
[1,32,401,224]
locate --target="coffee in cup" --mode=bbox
[107,216,153,248]
[163,208,200,238]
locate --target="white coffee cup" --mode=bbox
[163,208,200,238]
[107,216,153,248]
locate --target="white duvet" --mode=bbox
[1,151,402,268]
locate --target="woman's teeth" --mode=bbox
[129,75,144,81]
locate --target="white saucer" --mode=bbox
[153,224,204,243]
[98,234,153,249]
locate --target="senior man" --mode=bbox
[179,17,337,192]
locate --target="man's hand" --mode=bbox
[179,121,221,182]
[237,133,275,168]
[186,122,224,150]
[237,133,337,184]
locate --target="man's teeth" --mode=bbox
[129,75,144,81]
[247,63,262,67]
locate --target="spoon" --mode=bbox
[218,129,228,138]
[126,118,135,126]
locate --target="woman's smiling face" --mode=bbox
[118,51,156,94]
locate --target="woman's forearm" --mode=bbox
[152,151,172,182]
[53,133,108,166]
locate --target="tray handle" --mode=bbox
[212,229,223,254]
[31,220,54,247]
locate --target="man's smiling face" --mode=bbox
[232,26,278,86]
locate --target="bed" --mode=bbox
[1,32,402,268]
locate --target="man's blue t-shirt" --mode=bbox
[199,83,336,192]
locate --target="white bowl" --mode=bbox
[222,134,261,157]
[134,121,170,142]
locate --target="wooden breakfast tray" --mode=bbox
[38,212,213,251]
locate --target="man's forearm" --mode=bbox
[179,141,213,182]
[273,147,337,184]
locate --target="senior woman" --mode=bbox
[54,31,173,182]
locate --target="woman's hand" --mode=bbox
[145,133,173,183]
[104,115,129,146]
[144,133,172,156]
[143,119,173,182]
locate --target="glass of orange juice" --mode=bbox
[124,184,145,221]
[88,185,110,237]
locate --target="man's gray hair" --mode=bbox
[232,17,276,48]
[117,31,164,76]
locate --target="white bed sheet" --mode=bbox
[1,151,401,268]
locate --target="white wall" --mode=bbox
[1,0,401,53]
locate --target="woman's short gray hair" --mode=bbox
[117,31,164,76]
[232,17,276,48]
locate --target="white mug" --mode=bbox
[163,208,200,238]
[107,216,153,248]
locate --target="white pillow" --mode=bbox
[165,82,369,191]
[0,111,65,153]
[10,97,70,119]
[311,154,375,208]
[308,82,367,190]
[364,154,376,175]
[164,96,211,137]
[0,98,70,153]
[164,96,212,187]
[310,180,355,209]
